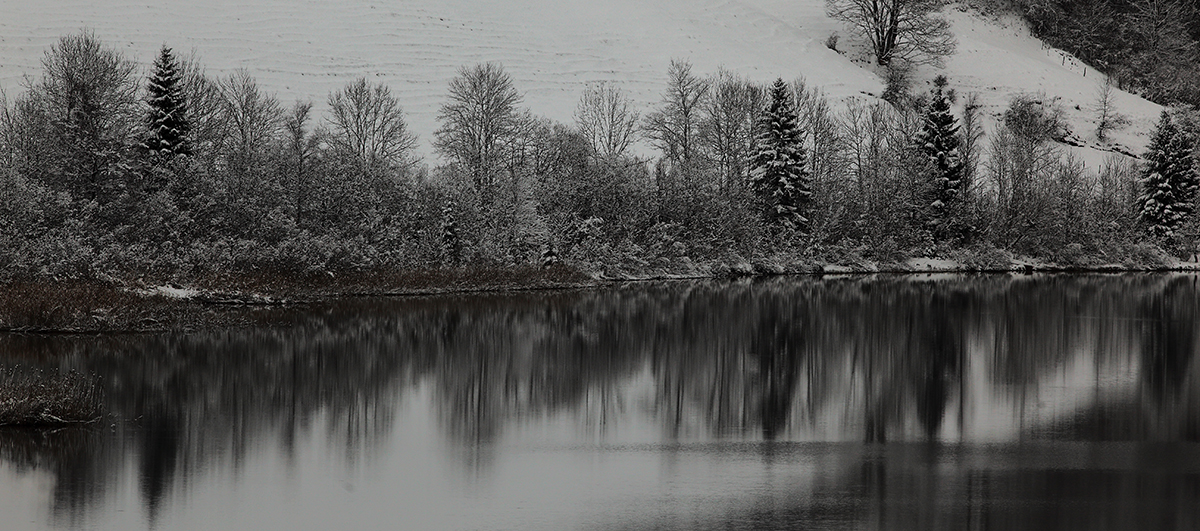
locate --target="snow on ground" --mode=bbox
[0,0,1160,162]
[906,257,963,271]
[931,6,1162,167]
[143,285,201,299]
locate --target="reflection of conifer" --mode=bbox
[143,45,191,158]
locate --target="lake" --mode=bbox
[1,274,1198,530]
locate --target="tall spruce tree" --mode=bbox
[142,45,191,158]
[750,78,811,231]
[915,75,964,238]
[1139,110,1198,238]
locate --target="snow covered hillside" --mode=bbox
[936,6,1162,165]
[0,0,1161,162]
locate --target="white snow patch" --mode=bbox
[145,285,201,299]
[0,0,1163,163]
[906,257,963,271]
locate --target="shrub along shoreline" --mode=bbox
[1,248,1196,334]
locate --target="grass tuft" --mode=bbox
[0,367,103,427]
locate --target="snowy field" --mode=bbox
[0,0,1162,162]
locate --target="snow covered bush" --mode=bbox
[1003,94,1067,142]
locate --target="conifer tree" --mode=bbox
[142,45,191,158]
[750,78,811,231]
[916,75,964,238]
[1139,110,1199,238]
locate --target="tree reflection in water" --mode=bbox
[0,274,1197,529]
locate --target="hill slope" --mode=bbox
[935,6,1161,165]
[0,0,1161,162]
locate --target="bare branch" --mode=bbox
[643,59,709,165]
[327,77,418,173]
[434,62,522,191]
[575,81,639,160]
[826,0,957,67]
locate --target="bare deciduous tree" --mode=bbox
[792,78,843,186]
[790,79,848,236]
[177,53,228,172]
[643,59,709,166]
[519,115,589,185]
[839,98,934,243]
[282,100,317,222]
[1093,154,1140,228]
[841,99,897,199]
[26,31,140,199]
[1,88,49,185]
[1094,77,1130,141]
[987,115,1061,245]
[434,62,522,192]
[489,110,556,255]
[218,70,282,191]
[1129,0,1196,61]
[574,82,639,161]
[699,69,764,190]
[959,91,984,196]
[825,0,957,66]
[327,78,418,173]
[0,90,14,171]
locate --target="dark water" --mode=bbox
[1,274,1198,530]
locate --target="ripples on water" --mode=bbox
[0,274,1198,530]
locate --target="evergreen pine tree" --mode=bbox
[749,78,811,231]
[143,45,191,158]
[915,75,964,238]
[1139,110,1199,238]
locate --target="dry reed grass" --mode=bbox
[0,367,103,426]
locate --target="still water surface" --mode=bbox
[1,274,1198,530]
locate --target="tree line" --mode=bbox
[0,31,1196,284]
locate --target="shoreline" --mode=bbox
[2,258,1199,335]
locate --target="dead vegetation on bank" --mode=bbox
[0,367,103,427]
[2,254,1195,334]
[183,263,594,298]
[0,280,213,333]
[0,265,593,333]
